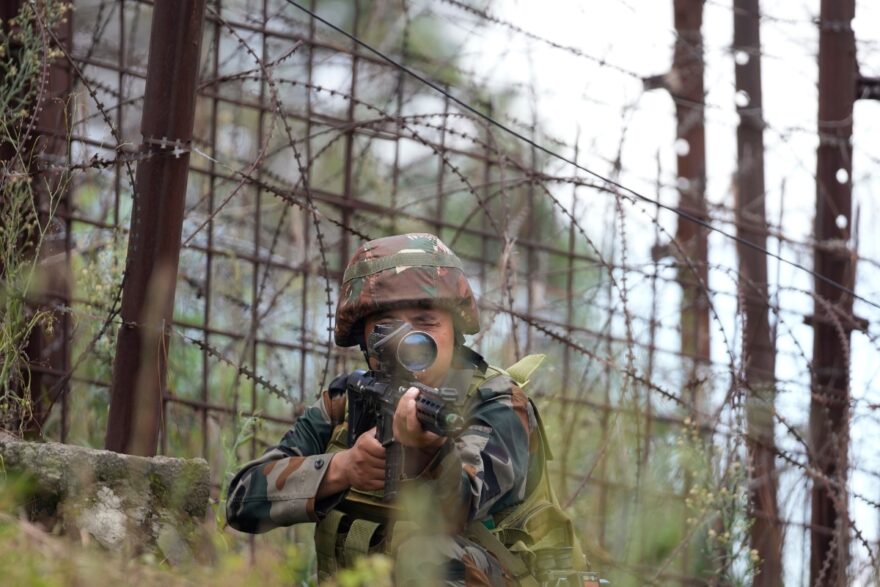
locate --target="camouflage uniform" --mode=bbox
[227,234,586,586]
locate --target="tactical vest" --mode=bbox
[314,355,597,586]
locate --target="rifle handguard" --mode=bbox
[413,384,466,436]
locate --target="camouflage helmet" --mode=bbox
[334,233,480,347]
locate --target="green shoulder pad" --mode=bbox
[505,354,545,389]
[464,354,545,401]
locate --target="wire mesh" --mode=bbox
[11,0,880,584]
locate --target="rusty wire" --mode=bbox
[10,0,880,584]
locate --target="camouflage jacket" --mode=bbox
[225,346,543,534]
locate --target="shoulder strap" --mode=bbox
[466,521,540,587]
[506,354,545,389]
[463,365,501,400]
[529,397,554,462]
[465,354,546,401]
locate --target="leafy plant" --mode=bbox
[0,0,72,434]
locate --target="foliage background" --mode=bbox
[1,0,879,585]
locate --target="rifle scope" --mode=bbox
[368,321,437,374]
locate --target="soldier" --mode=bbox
[226,233,593,586]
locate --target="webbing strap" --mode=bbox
[505,354,545,389]
[467,521,540,587]
[342,519,382,566]
[327,422,349,454]
[529,398,555,462]
[314,509,346,578]
[342,251,462,282]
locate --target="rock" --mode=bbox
[0,432,210,560]
[76,486,128,549]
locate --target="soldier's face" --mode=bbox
[363,307,455,387]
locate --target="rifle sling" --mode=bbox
[467,521,540,587]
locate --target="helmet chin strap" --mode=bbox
[359,343,378,371]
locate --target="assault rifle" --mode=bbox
[344,320,465,501]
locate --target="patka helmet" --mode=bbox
[334,233,480,348]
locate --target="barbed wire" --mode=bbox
[12,0,879,583]
[284,0,880,315]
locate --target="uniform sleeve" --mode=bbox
[225,389,346,533]
[418,378,536,524]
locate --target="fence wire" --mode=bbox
[9,0,880,584]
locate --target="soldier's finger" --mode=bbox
[360,438,387,460]
[406,403,420,435]
[359,427,386,451]
[366,464,385,478]
[362,478,384,491]
[360,452,385,469]
[402,388,419,416]
[392,409,408,440]
[351,474,378,492]
[351,459,383,481]
[397,389,419,434]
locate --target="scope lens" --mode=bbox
[396,331,437,372]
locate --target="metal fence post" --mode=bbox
[105,0,207,456]
[808,0,860,584]
[732,1,782,584]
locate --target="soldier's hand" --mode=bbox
[394,387,446,450]
[344,426,386,492]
